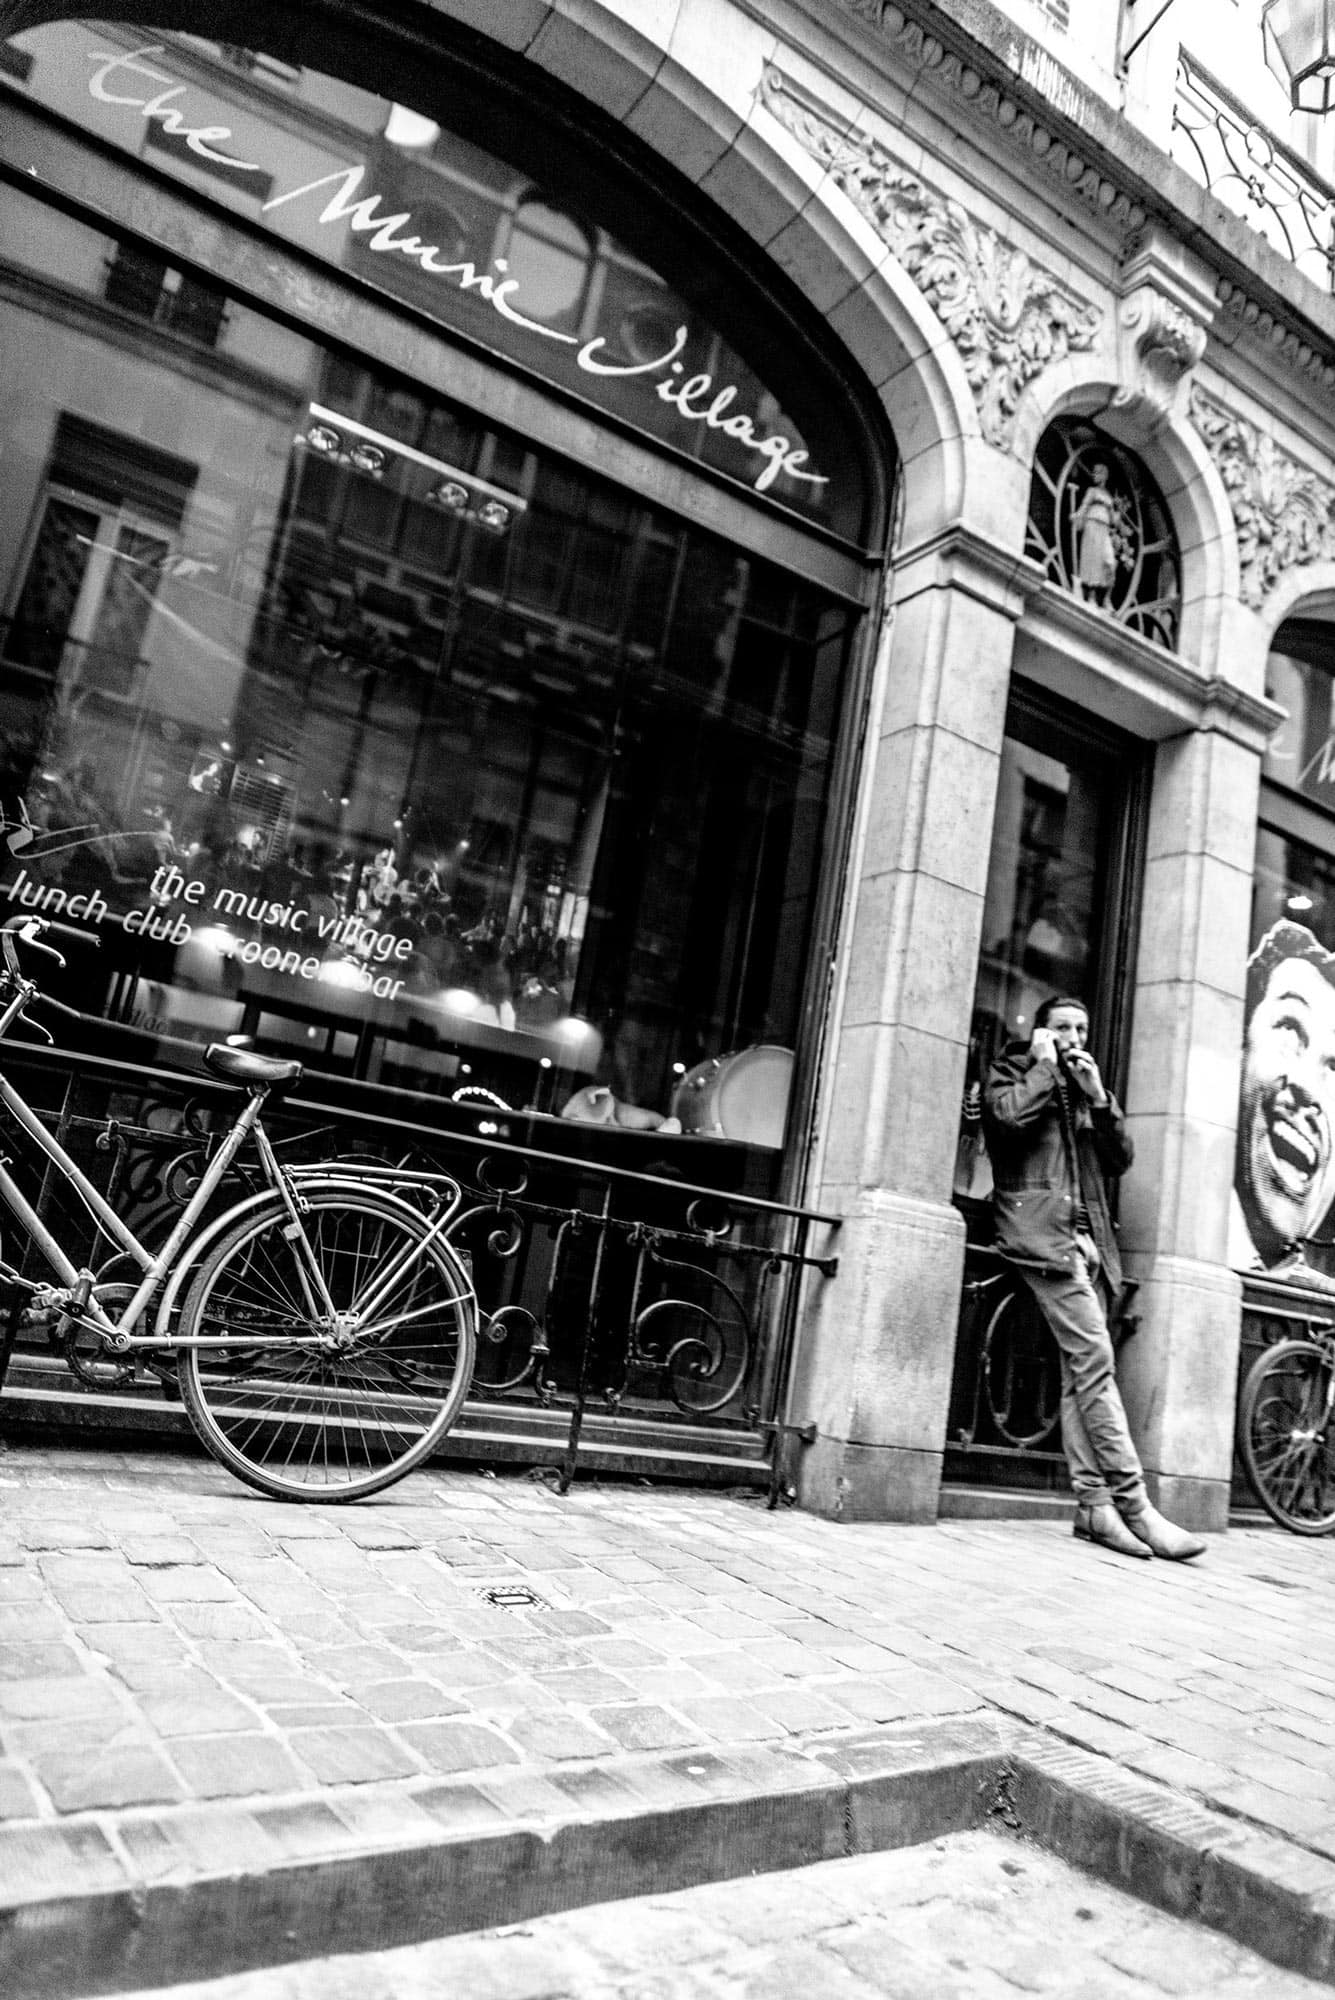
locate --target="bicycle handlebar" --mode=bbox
[2,913,101,949]
[1,914,99,994]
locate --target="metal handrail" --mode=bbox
[4,1034,843,1230]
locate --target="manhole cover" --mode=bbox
[479,1584,546,1610]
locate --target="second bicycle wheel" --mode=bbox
[176,1189,475,1502]
[1238,1337,1335,1534]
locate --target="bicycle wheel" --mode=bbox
[176,1189,475,1502]
[1238,1338,1335,1534]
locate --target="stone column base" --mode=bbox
[799,1436,943,1523]
[791,1189,966,1524]
[1142,1470,1230,1533]
[1119,1254,1244,1534]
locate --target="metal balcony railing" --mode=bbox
[1173,49,1335,291]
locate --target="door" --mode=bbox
[945,681,1149,1490]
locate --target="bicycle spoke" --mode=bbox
[177,1191,474,1501]
[1241,1341,1335,1533]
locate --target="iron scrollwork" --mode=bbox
[1026,417,1182,646]
[1173,50,1335,294]
[0,1046,840,1483]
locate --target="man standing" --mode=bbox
[1231,919,1335,1289]
[982,996,1205,1562]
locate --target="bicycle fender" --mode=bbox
[152,1188,285,1340]
[150,1176,458,1340]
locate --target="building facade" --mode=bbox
[1,0,1333,1529]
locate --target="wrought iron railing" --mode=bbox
[1173,50,1335,291]
[947,1254,1332,1504]
[1234,1271,1335,1507]
[0,1041,840,1498]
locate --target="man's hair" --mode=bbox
[1246,920,1335,1019]
[1034,994,1089,1029]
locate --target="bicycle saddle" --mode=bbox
[203,1044,303,1088]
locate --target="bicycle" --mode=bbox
[1237,1321,1335,1533]
[0,914,477,1502]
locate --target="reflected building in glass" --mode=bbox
[0,1,1331,1528]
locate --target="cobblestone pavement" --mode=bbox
[114,1831,1331,1999]
[7,1440,1335,1840]
[5,1437,1335,1985]
[4,1440,1334,1850]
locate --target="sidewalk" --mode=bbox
[5,1436,1335,1993]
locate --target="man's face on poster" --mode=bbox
[1238,955,1335,1259]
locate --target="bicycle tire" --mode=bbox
[176,1188,476,1502]
[1238,1337,1335,1535]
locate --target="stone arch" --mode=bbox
[1258,575,1335,643]
[4,0,984,554]
[1010,360,1242,669]
[438,0,982,548]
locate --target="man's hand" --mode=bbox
[1063,1051,1108,1105]
[1030,1027,1059,1065]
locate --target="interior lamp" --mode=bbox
[384,103,441,149]
[1264,0,1335,114]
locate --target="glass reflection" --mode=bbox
[0,183,852,1164]
[5,18,872,539]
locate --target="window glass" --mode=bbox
[954,698,1127,1215]
[972,731,1107,1051]
[0,182,854,1171]
[1264,628,1335,807]
[4,19,876,544]
[1235,622,1335,1282]
[1025,417,1181,649]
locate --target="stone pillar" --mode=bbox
[791,529,1035,1521]
[1116,713,1269,1531]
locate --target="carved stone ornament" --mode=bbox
[831,0,1146,233]
[1116,293,1208,422]
[760,68,1100,449]
[1112,229,1214,426]
[1190,386,1335,608]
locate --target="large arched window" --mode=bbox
[0,9,892,1190]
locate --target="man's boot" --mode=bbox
[1117,1501,1206,1562]
[1073,1502,1151,1559]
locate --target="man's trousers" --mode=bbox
[1010,1260,1148,1511]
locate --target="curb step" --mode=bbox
[5,1714,1335,1997]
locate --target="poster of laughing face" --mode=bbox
[1231,920,1335,1291]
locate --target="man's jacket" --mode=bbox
[981,1040,1134,1290]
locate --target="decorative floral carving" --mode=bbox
[1190,387,1335,607]
[761,70,1100,448]
[833,0,1335,393]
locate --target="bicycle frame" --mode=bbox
[0,980,465,1352]
[0,1057,272,1347]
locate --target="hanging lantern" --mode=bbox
[1263,0,1335,114]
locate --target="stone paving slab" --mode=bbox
[5,1441,1335,1991]
[105,1831,1335,2000]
